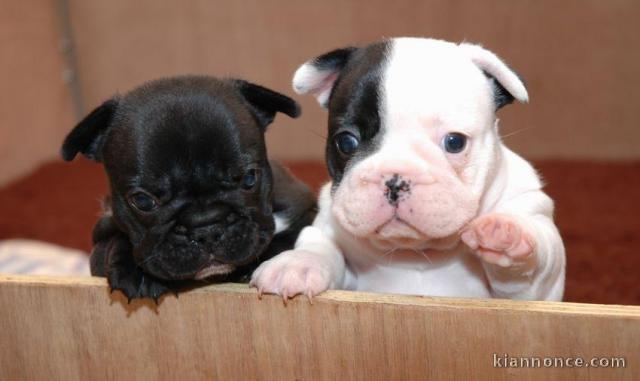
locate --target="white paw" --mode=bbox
[250,249,333,303]
[461,213,535,267]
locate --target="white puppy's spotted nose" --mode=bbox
[355,168,437,206]
[384,174,411,206]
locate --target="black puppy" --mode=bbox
[61,76,316,301]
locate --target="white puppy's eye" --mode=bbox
[334,132,359,156]
[442,133,467,154]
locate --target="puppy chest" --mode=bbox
[346,253,492,298]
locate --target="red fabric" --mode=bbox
[0,158,638,305]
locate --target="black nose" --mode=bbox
[385,174,411,206]
[181,204,231,228]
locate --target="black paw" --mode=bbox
[92,225,175,303]
[107,264,173,303]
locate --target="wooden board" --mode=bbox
[0,275,638,380]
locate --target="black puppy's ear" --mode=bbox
[233,80,301,130]
[292,47,357,108]
[61,98,119,162]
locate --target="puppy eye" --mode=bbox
[129,192,158,212]
[242,169,259,190]
[442,132,467,154]
[334,132,359,156]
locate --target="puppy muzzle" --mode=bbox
[134,205,271,280]
[332,169,479,243]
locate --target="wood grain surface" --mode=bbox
[0,275,638,380]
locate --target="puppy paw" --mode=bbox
[250,250,332,303]
[107,264,171,303]
[461,214,535,267]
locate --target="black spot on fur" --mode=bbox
[311,47,357,73]
[319,41,390,189]
[482,69,526,110]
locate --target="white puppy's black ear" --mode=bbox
[459,43,529,109]
[61,98,119,162]
[292,47,357,107]
[234,79,301,130]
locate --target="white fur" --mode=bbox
[459,43,529,103]
[292,64,339,106]
[252,38,565,301]
[273,213,290,234]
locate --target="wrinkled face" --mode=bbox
[104,88,274,280]
[297,38,522,250]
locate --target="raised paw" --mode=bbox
[460,213,535,267]
[250,250,333,303]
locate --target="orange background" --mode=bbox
[2,1,639,185]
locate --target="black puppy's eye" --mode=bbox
[242,169,258,190]
[335,132,359,156]
[443,132,468,154]
[129,192,157,212]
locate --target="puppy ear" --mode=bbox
[459,43,529,109]
[61,98,119,162]
[292,47,357,107]
[234,80,301,130]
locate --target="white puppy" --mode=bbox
[251,38,565,301]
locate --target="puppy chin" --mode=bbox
[376,218,425,241]
[368,218,462,251]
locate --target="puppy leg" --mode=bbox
[460,191,565,301]
[92,217,172,302]
[250,225,345,302]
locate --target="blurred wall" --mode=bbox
[1,0,639,186]
[0,2,75,185]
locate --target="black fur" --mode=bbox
[61,98,119,161]
[234,79,301,128]
[62,76,316,301]
[311,47,357,72]
[482,70,526,110]
[312,42,390,189]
